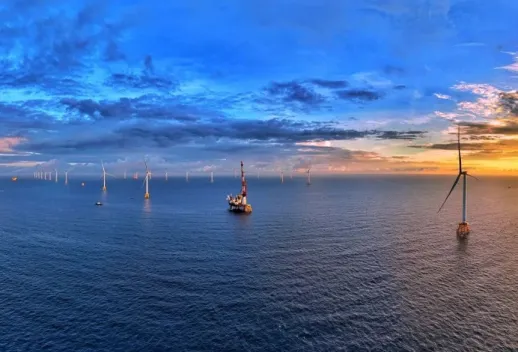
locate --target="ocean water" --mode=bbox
[1,175,518,351]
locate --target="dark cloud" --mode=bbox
[307,79,349,88]
[144,55,154,74]
[16,117,427,155]
[409,142,485,150]
[265,81,326,105]
[468,135,498,141]
[376,130,426,140]
[60,96,200,122]
[0,2,132,75]
[383,65,405,76]
[391,166,440,172]
[459,121,518,135]
[498,91,518,116]
[0,101,57,132]
[105,73,178,90]
[336,89,383,101]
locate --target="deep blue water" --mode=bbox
[1,175,518,351]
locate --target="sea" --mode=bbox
[1,175,517,351]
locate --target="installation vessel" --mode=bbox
[226,161,252,214]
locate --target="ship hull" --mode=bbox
[228,203,252,214]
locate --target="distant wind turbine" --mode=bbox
[280,171,284,183]
[55,169,58,182]
[210,171,214,183]
[143,158,151,199]
[65,167,74,185]
[165,170,168,181]
[101,160,115,191]
[186,171,189,182]
[306,167,311,185]
[437,125,478,238]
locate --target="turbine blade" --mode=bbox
[438,173,462,213]
[457,125,462,172]
[467,173,479,181]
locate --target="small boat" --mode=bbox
[226,161,252,214]
[95,201,103,206]
[11,176,17,181]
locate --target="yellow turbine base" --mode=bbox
[144,193,150,199]
[102,186,107,191]
[457,222,470,239]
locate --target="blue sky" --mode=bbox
[2,0,518,176]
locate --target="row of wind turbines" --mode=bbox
[233,167,311,184]
[34,168,74,184]
[33,159,313,201]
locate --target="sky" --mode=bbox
[2,0,518,176]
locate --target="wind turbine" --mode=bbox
[210,171,214,183]
[143,159,151,199]
[280,171,284,183]
[55,169,58,182]
[306,167,311,185]
[65,167,74,185]
[437,125,478,238]
[165,170,168,181]
[101,161,115,191]
[186,171,189,182]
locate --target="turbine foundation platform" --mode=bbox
[102,186,106,191]
[144,193,150,199]
[457,222,470,239]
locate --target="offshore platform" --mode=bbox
[226,161,252,214]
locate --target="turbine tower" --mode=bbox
[64,167,74,185]
[306,168,311,185]
[210,171,214,183]
[165,170,168,181]
[240,161,247,205]
[144,159,151,199]
[55,169,58,182]
[101,161,115,191]
[280,171,284,183]
[186,171,189,182]
[101,161,107,191]
[438,125,478,238]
